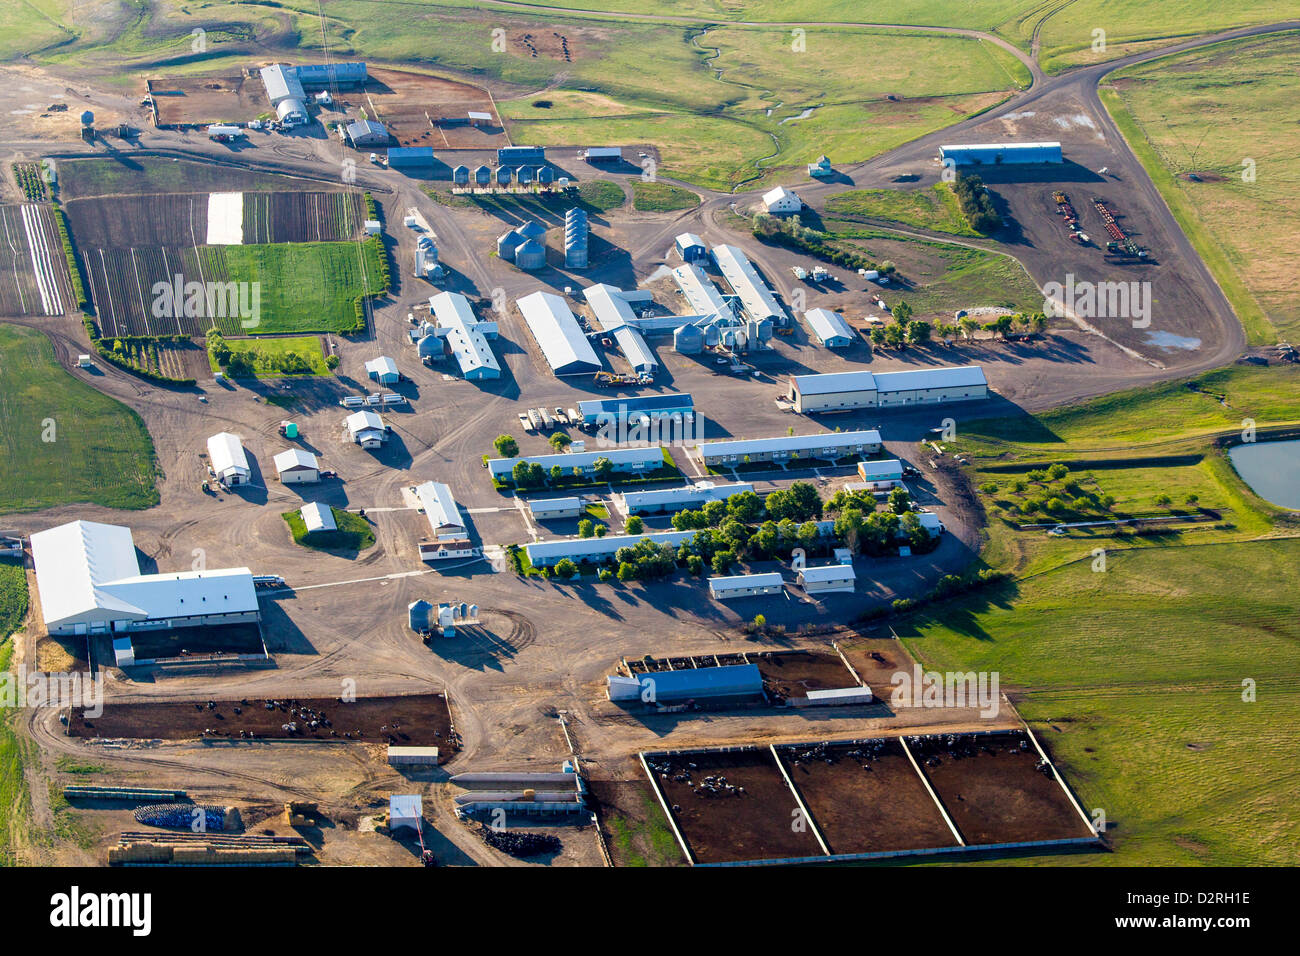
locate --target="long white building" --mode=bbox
[517,290,601,376]
[429,291,501,380]
[207,432,251,485]
[487,445,667,480]
[30,521,259,637]
[712,244,786,324]
[525,529,695,568]
[414,480,467,540]
[789,365,988,413]
[697,430,881,467]
[618,481,754,515]
[803,308,854,348]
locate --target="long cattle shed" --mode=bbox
[517,291,602,376]
[526,529,695,568]
[487,445,666,481]
[712,245,786,324]
[939,142,1063,165]
[619,481,754,515]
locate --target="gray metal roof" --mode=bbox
[633,662,762,700]
[872,365,987,392]
[799,564,856,582]
[430,291,500,378]
[516,291,601,376]
[672,263,731,319]
[488,444,664,478]
[708,572,784,590]
[803,308,854,345]
[525,529,695,565]
[619,482,753,512]
[414,480,466,537]
[791,370,877,396]
[698,429,881,460]
[712,244,785,323]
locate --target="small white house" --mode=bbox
[365,356,400,385]
[798,563,856,595]
[300,501,337,534]
[857,459,905,490]
[207,432,251,486]
[762,186,802,214]
[708,572,785,601]
[345,410,388,449]
[528,497,585,520]
[389,794,422,832]
[273,448,320,484]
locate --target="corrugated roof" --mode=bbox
[712,244,785,323]
[525,529,694,564]
[345,410,385,434]
[517,291,601,376]
[803,308,854,345]
[872,365,987,392]
[634,662,762,700]
[858,458,904,478]
[708,572,784,590]
[300,501,336,533]
[273,448,318,473]
[207,432,249,477]
[414,480,465,537]
[799,564,856,582]
[791,370,877,396]
[672,263,731,318]
[697,429,881,460]
[528,496,584,514]
[365,356,398,377]
[577,394,694,419]
[488,445,664,478]
[620,482,753,511]
[430,291,500,378]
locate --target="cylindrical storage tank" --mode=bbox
[453,165,469,185]
[514,239,545,271]
[537,166,554,184]
[497,230,524,261]
[408,600,432,632]
[474,164,491,185]
[495,166,512,185]
[516,166,532,185]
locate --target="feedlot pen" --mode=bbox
[640,729,1098,866]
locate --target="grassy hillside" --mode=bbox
[1102,33,1300,344]
[0,324,158,514]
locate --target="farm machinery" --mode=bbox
[1092,197,1148,259]
[1051,191,1089,244]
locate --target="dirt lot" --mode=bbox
[838,636,915,698]
[147,74,269,128]
[645,748,823,864]
[911,731,1095,846]
[68,693,456,751]
[120,622,266,661]
[752,649,858,702]
[340,68,507,150]
[777,739,958,855]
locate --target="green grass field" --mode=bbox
[209,242,386,335]
[1102,33,1300,344]
[283,508,376,553]
[0,324,159,514]
[0,561,27,642]
[824,184,977,236]
[631,181,700,212]
[897,540,1300,865]
[211,335,330,378]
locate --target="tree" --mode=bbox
[686,555,704,576]
[834,507,866,554]
[879,260,896,275]
[1029,312,1048,334]
[710,549,736,575]
[906,320,931,345]
[901,512,930,550]
[702,498,728,526]
[325,353,341,370]
[796,520,820,554]
[869,326,887,348]
[617,561,637,582]
[672,508,708,531]
[592,456,614,480]
[959,316,979,341]
[1047,463,1069,480]
[883,322,905,349]
[891,300,913,324]
[578,519,595,539]
[512,461,538,488]
[726,491,763,523]
[548,432,572,451]
[983,315,1014,340]
[549,465,564,484]
[721,518,750,551]
[493,434,519,458]
[554,558,578,580]
[625,515,645,535]
[753,614,766,629]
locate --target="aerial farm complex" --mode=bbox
[0,0,1296,887]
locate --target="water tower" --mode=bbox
[80,110,95,143]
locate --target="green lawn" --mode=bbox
[211,335,330,378]
[896,540,1300,865]
[205,241,387,335]
[577,180,627,212]
[824,184,977,236]
[0,560,27,641]
[283,507,376,553]
[1102,33,1300,344]
[0,324,158,513]
[631,181,700,212]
